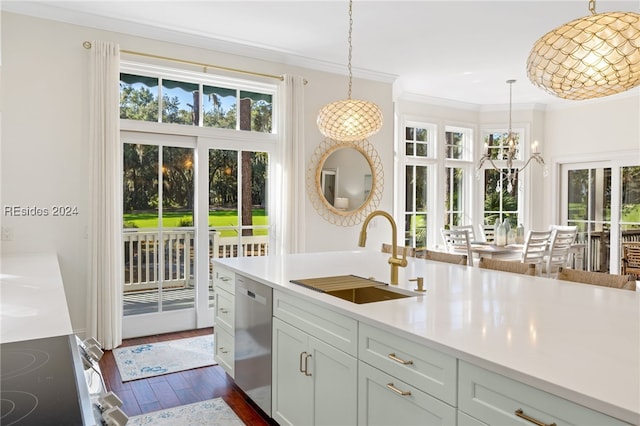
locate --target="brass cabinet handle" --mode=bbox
[219,308,229,314]
[299,351,307,373]
[304,353,312,376]
[388,353,413,365]
[219,347,228,354]
[386,382,411,396]
[515,409,557,426]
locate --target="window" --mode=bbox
[119,62,274,132]
[479,129,525,228]
[444,126,473,229]
[402,124,436,250]
[399,122,474,251]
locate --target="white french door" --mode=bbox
[560,156,640,274]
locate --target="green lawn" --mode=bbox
[124,209,268,236]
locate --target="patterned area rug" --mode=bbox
[127,398,245,425]
[113,334,215,381]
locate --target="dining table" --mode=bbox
[469,242,523,260]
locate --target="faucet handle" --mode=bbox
[409,277,425,292]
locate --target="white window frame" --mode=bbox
[476,124,531,229]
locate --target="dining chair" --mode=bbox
[452,225,477,242]
[621,243,640,278]
[521,230,553,274]
[423,250,468,265]
[440,228,473,266]
[557,267,636,291]
[544,226,578,277]
[478,223,496,243]
[478,257,537,276]
[381,243,416,258]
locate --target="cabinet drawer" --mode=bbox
[458,361,630,426]
[274,290,358,356]
[215,289,234,334]
[213,265,235,294]
[215,329,234,378]
[358,361,456,426]
[359,322,457,406]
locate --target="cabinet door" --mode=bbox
[214,289,234,334]
[272,318,312,426]
[310,335,358,426]
[214,329,234,378]
[358,361,456,426]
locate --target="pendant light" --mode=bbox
[527,0,640,100]
[477,80,545,193]
[317,0,383,142]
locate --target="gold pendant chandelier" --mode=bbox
[527,0,640,100]
[317,0,383,142]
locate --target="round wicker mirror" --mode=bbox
[306,138,383,226]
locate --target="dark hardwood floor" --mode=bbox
[98,328,273,425]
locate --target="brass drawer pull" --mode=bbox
[219,347,228,354]
[219,308,229,314]
[515,409,557,426]
[386,383,411,396]
[299,351,307,373]
[388,353,413,365]
[304,353,312,376]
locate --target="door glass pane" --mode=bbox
[161,146,195,312]
[122,143,196,316]
[620,166,640,272]
[567,167,612,272]
[209,149,269,307]
[123,144,159,315]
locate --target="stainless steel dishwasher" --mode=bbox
[234,275,273,416]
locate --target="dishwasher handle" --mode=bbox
[237,286,268,306]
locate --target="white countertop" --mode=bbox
[1,252,73,343]
[214,250,640,424]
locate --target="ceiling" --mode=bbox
[4,0,640,107]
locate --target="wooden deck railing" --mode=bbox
[123,229,269,292]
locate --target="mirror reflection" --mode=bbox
[319,147,373,212]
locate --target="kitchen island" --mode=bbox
[213,250,639,425]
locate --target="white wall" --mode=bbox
[0,12,393,335]
[2,12,638,336]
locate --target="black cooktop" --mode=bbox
[1,335,86,425]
